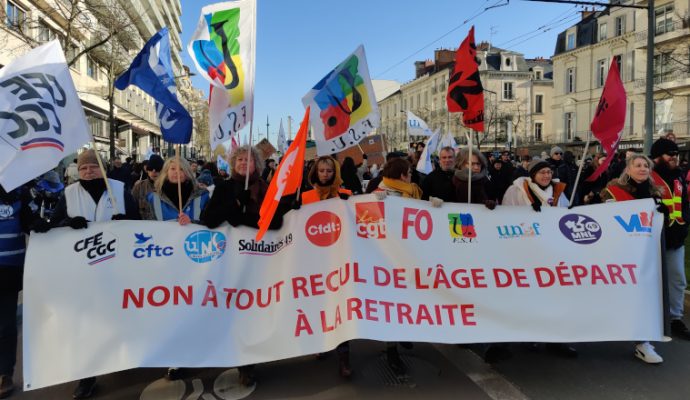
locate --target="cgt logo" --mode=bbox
[133,233,173,258]
[559,214,602,244]
[305,211,341,247]
[615,212,653,234]
[497,222,541,239]
[448,213,477,243]
[184,230,226,263]
[74,231,117,265]
[356,202,386,239]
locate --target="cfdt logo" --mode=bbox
[615,212,653,235]
[133,233,173,258]
[496,222,541,239]
[448,213,477,243]
[356,202,386,239]
[559,214,602,244]
[239,233,293,255]
[74,231,117,265]
[184,230,226,263]
[305,211,341,247]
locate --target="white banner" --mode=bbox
[0,40,91,191]
[24,198,663,390]
[406,111,434,137]
[188,0,256,150]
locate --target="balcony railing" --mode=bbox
[636,18,689,42]
[635,69,690,89]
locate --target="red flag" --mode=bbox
[586,59,627,182]
[447,26,484,132]
[255,107,310,241]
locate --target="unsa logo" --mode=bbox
[615,212,653,234]
[305,211,341,247]
[558,214,602,244]
[184,230,226,263]
[74,231,117,265]
[355,202,386,239]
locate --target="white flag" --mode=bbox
[277,118,288,153]
[416,129,440,174]
[0,41,91,191]
[439,130,458,150]
[406,111,434,137]
[188,0,256,150]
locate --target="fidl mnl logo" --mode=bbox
[133,233,173,258]
[615,212,653,235]
[448,213,477,243]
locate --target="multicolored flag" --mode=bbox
[115,28,192,144]
[188,0,256,149]
[586,59,627,182]
[256,107,310,241]
[0,41,91,191]
[302,45,379,156]
[406,111,434,137]
[447,26,484,132]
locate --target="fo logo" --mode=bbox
[74,231,117,265]
[184,230,226,263]
[305,211,341,247]
[615,212,653,235]
[559,214,602,244]
[448,213,477,243]
[356,202,386,239]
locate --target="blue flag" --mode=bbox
[115,28,193,144]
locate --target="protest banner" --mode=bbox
[23,198,663,390]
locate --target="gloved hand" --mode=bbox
[68,216,88,229]
[484,199,496,210]
[374,191,387,201]
[31,219,51,233]
[338,193,350,200]
[656,202,669,216]
[111,214,126,220]
[531,202,542,212]
[429,196,444,208]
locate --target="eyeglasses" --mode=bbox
[553,152,563,155]
[666,151,679,157]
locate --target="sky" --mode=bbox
[179,0,580,145]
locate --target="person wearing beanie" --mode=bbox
[650,137,690,341]
[49,149,140,399]
[132,154,164,220]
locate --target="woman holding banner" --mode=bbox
[452,147,494,208]
[600,154,665,364]
[300,156,353,378]
[145,158,209,226]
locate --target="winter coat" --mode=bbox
[420,168,456,201]
[146,185,209,223]
[0,186,33,268]
[453,169,490,204]
[502,177,569,208]
[132,178,156,220]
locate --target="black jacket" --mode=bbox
[420,168,456,201]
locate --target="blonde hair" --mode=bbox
[154,158,198,194]
[227,145,263,177]
[618,154,654,186]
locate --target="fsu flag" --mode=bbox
[447,26,484,132]
[255,107,310,241]
[586,59,627,182]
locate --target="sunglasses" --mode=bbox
[553,152,563,155]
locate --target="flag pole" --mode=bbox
[467,129,473,204]
[244,120,255,211]
[92,139,118,212]
[569,132,591,208]
[176,144,183,213]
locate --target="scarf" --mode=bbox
[454,168,488,182]
[79,179,106,204]
[527,178,555,206]
[380,177,423,199]
[309,157,344,200]
[628,179,652,199]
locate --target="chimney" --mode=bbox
[581,7,594,20]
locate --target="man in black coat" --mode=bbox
[421,146,457,201]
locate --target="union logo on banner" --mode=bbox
[355,201,386,239]
[448,213,477,243]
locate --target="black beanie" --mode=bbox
[528,159,551,178]
[650,138,678,159]
[147,155,164,172]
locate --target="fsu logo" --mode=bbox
[355,202,386,239]
[448,213,477,243]
[305,211,341,247]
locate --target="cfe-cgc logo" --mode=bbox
[184,230,226,263]
[74,231,117,265]
[615,212,653,236]
[305,211,341,247]
[355,202,386,239]
[559,214,602,244]
[448,213,477,243]
[496,222,541,239]
[133,233,173,259]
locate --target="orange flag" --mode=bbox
[255,107,310,241]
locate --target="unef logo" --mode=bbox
[448,213,477,243]
[74,231,117,265]
[133,233,173,258]
[305,211,341,247]
[184,230,226,263]
[402,207,433,240]
[615,212,653,235]
[356,202,386,239]
[497,222,541,239]
[559,214,602,244]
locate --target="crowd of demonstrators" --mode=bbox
[4,135,690,399]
